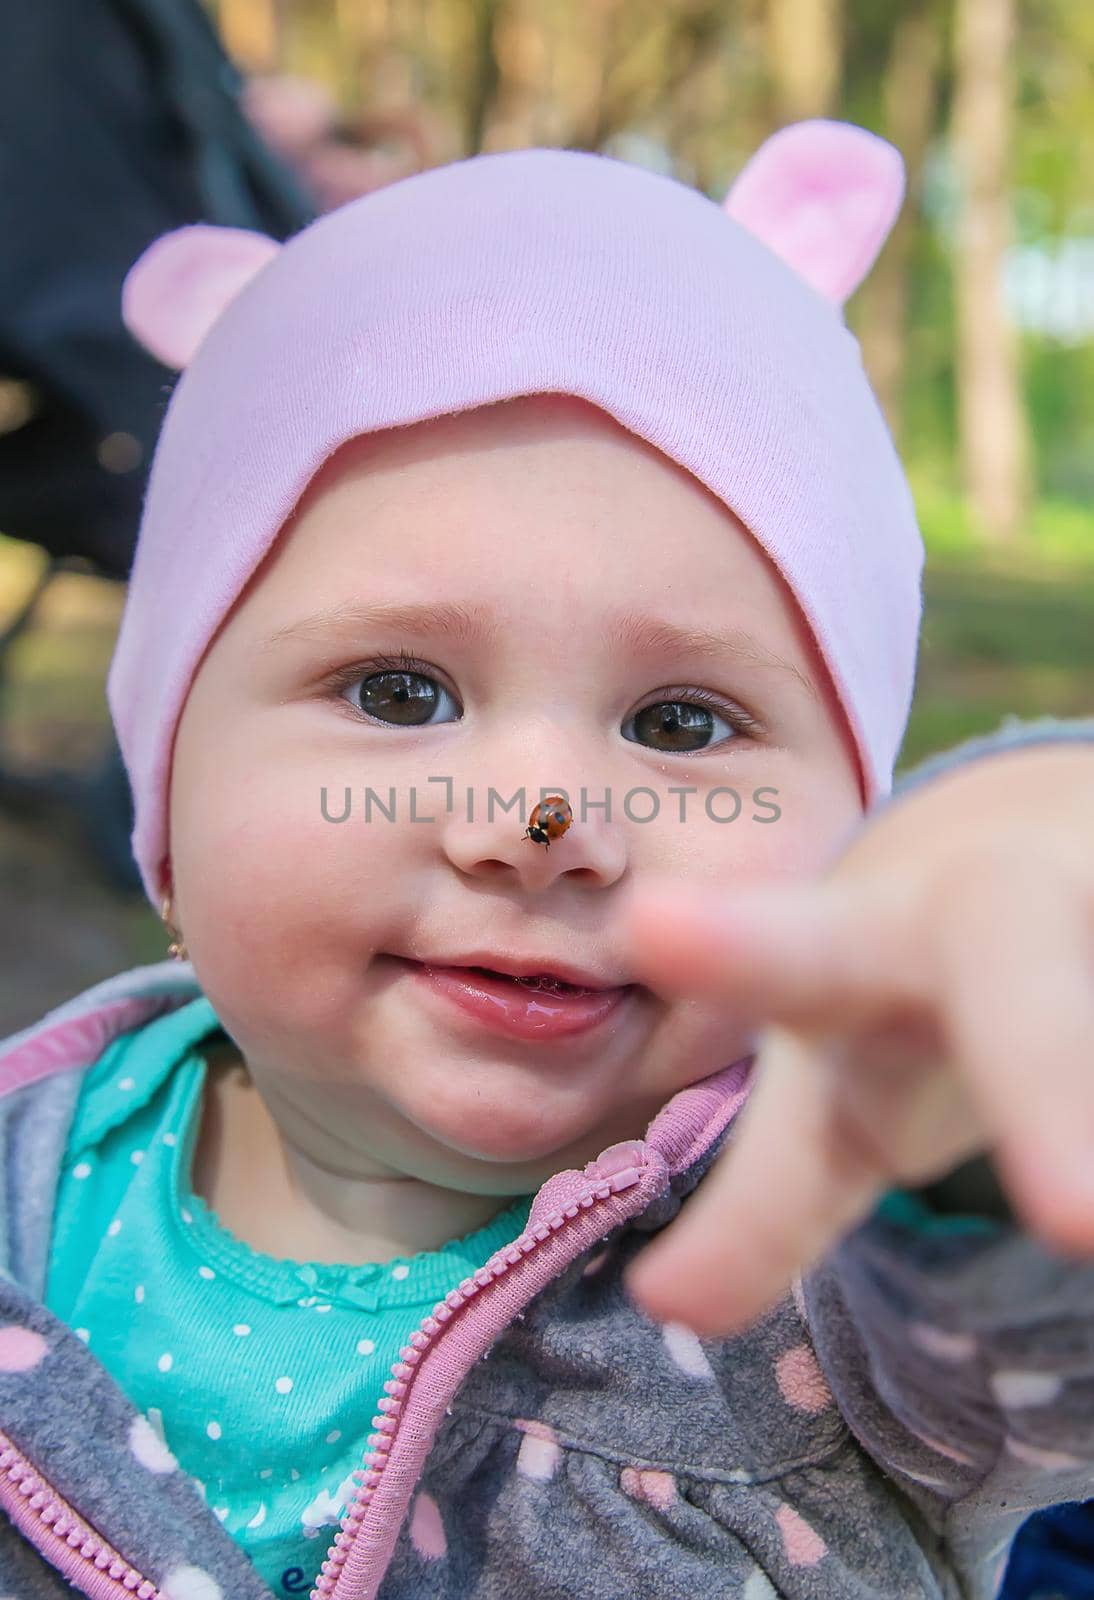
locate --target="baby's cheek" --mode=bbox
[179,757,393,922]
[176,801,369,1022]
[657,996,759,1096]
[696,785,853,890]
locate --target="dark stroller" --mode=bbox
[0,0,316,892]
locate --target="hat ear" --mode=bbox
[723,119,905,306]
[121,225,282,370]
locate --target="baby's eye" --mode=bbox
[622,697,752,753]
[341,667,461,728]
[329,657,758,749]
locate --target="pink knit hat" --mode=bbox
[109,119,924,911]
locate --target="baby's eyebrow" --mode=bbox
[260,600,496,652]
[607,610,817,698]
[260,599,816,699]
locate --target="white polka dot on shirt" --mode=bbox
[160,1565,223,1600]
[357,1338,375,1355]
[72,1162,92,1180]
[134,1285,145,1304]
[391,1264,410,1280]
[326,1429,341,1444]
[158,1353,173,1372]
[128,1414,178,1475]
[181,1208,193,1225]
[75,1328,90,1343]
[275,1376,293,1395]
[117,1077,135,1091]
[198,1266,215,1281]
[232,1324,251,1337]
[130,1150,145,1166]
[107,1219,122,1237]
[163,1132,177,1146]
[206,1421,222,1440]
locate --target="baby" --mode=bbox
[0,120,1093,1600]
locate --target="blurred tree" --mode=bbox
[951,0,1033,543]
[330,0,389,111]
[765,0,842,119]
[856,0,944,446]
[480,0,742,159]
[217,0,282,71]
[198,0,1092,554]
[465,0,505,153]
[481,0,542,149]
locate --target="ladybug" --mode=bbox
[523,794,573,852]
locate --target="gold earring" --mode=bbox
[160,895,189,962]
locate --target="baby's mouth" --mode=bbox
[464,966,594,998]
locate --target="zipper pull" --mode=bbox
[586,1139,648,1191]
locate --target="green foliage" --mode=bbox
[913,483,1094,568]
[898,524,1094,771]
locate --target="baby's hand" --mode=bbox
[620,742,1094,1337]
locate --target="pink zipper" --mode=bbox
[0,1149,648,1600]
[309,1140,656,1600]
[0,1428,159,1598]
[0,1048,748,1600]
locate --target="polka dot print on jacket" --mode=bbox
[40,994,533,1596]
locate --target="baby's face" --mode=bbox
[168,394,863,1196]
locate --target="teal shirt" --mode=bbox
[44,996,534,1597]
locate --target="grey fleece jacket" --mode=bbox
[0,712,1092,1600]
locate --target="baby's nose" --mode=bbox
[443,785,626,891]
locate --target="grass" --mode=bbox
[911,479,1094,574]
[0,538,121,767]
[896,493,1094,770]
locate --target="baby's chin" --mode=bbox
[401,1078,650,1183]
[385,1027,753,1185]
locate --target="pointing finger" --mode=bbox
[622,877,929,1031]
[623,1025,884,1336]
[929,853,1094,1254]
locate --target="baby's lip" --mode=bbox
[404,952,633,992]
